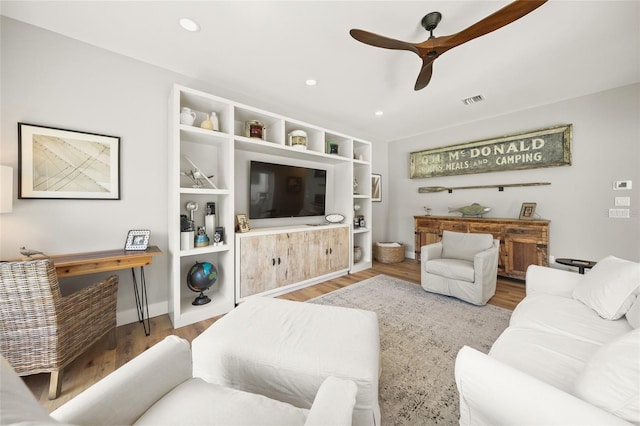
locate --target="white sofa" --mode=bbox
[455,256,640,425]
[1,335,358,425]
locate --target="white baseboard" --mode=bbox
[116,301,169,326]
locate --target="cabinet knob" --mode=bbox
[277,257,281,265]
[329,248,333,254]
[272,258,276,266]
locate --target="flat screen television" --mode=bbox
[249,161,327,219]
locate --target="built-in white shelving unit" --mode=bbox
[168,84,372,327]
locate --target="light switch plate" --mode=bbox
[615,197,631,206]
[613,180,632,190]
[609,208,630,218]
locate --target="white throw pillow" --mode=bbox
[626,296,640,329]
[572,256,640,320]
[574,329,640,424]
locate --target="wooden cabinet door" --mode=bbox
[308,227,349,276]
[275,232,308,286]
[504,226,547,279]
[326,227,349,272]
[238,234,278,298]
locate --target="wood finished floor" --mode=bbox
[23,259,525,412]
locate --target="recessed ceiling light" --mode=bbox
[305,79,317,86]
[179,18,200,32]
[375,111,384,116]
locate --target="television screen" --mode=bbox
[249,161,326,219]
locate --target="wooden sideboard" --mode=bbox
[414,216,549,280]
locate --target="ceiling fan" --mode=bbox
[349,0,548,91]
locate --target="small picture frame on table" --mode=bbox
[519,203,537,220]
[236,214,250,233]
[125,230,150,250]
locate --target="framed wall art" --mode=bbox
[519,202,537,220]
[18,123,120,199]
[371,174,382,202]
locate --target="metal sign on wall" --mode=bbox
[410,124,572,179]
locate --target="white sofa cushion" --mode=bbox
[134,377,309,425]
[573,255,640,320]
[626,296,640,329]
[424,258,475,282]
[574,329,640,424]
[441,231,493,262]
[489,326,601,394]
[510,293,632,345]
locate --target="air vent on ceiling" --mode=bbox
[462,94,485,105]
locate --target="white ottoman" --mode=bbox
[192,296,381,426]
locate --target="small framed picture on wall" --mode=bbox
[371,174,382,202]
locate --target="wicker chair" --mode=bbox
[0,259,118,399]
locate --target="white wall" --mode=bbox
[2,17,638,328]
[384,84,640,262]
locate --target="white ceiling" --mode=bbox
[2,1,639,143]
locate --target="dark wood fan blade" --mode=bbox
[350,29,420,55]
[447,0,547,48]
[414,59,434,91]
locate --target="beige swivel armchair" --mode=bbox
[421,230,499,305]
[0,259,118,399]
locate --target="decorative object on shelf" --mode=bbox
[210,112,219,131]
[410,124,572,179]
[245,120,265,140]
[354,203,361,212]
[185,200,199,230]
[186,261,217,305]
[18,246,48,259]
[372,174,382,202]
[182,155,216,189]
[423,206,432,215]
[200,114,214,130]
[519,202,537,220]
[359,215,366,227]
[194,226,209,247]
[124,229,150,251]
[418,182,551,194]
[288,130,307,150]
[213,226,224,245]
[353,178,359,194]
[205,202,216,243]
[353,246,363,263]
[448,203,491,218]
[325,213,345,224]
[236,213,250,233]
[180,107,196,126]
[18,123,120,200]
[328,142,339,155]
[180,230,195,250]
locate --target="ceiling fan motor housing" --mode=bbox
[421,12,442,32]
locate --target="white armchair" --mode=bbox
[421,230,499,305]
[1,336,358,426]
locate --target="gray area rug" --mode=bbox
[309,275,511,425]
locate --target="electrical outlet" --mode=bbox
[609,208,630,218]
[615,197,631,206]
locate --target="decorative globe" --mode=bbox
[186,261,217,305]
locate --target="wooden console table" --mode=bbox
[414,216,549,280]
[50,246,162,336]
